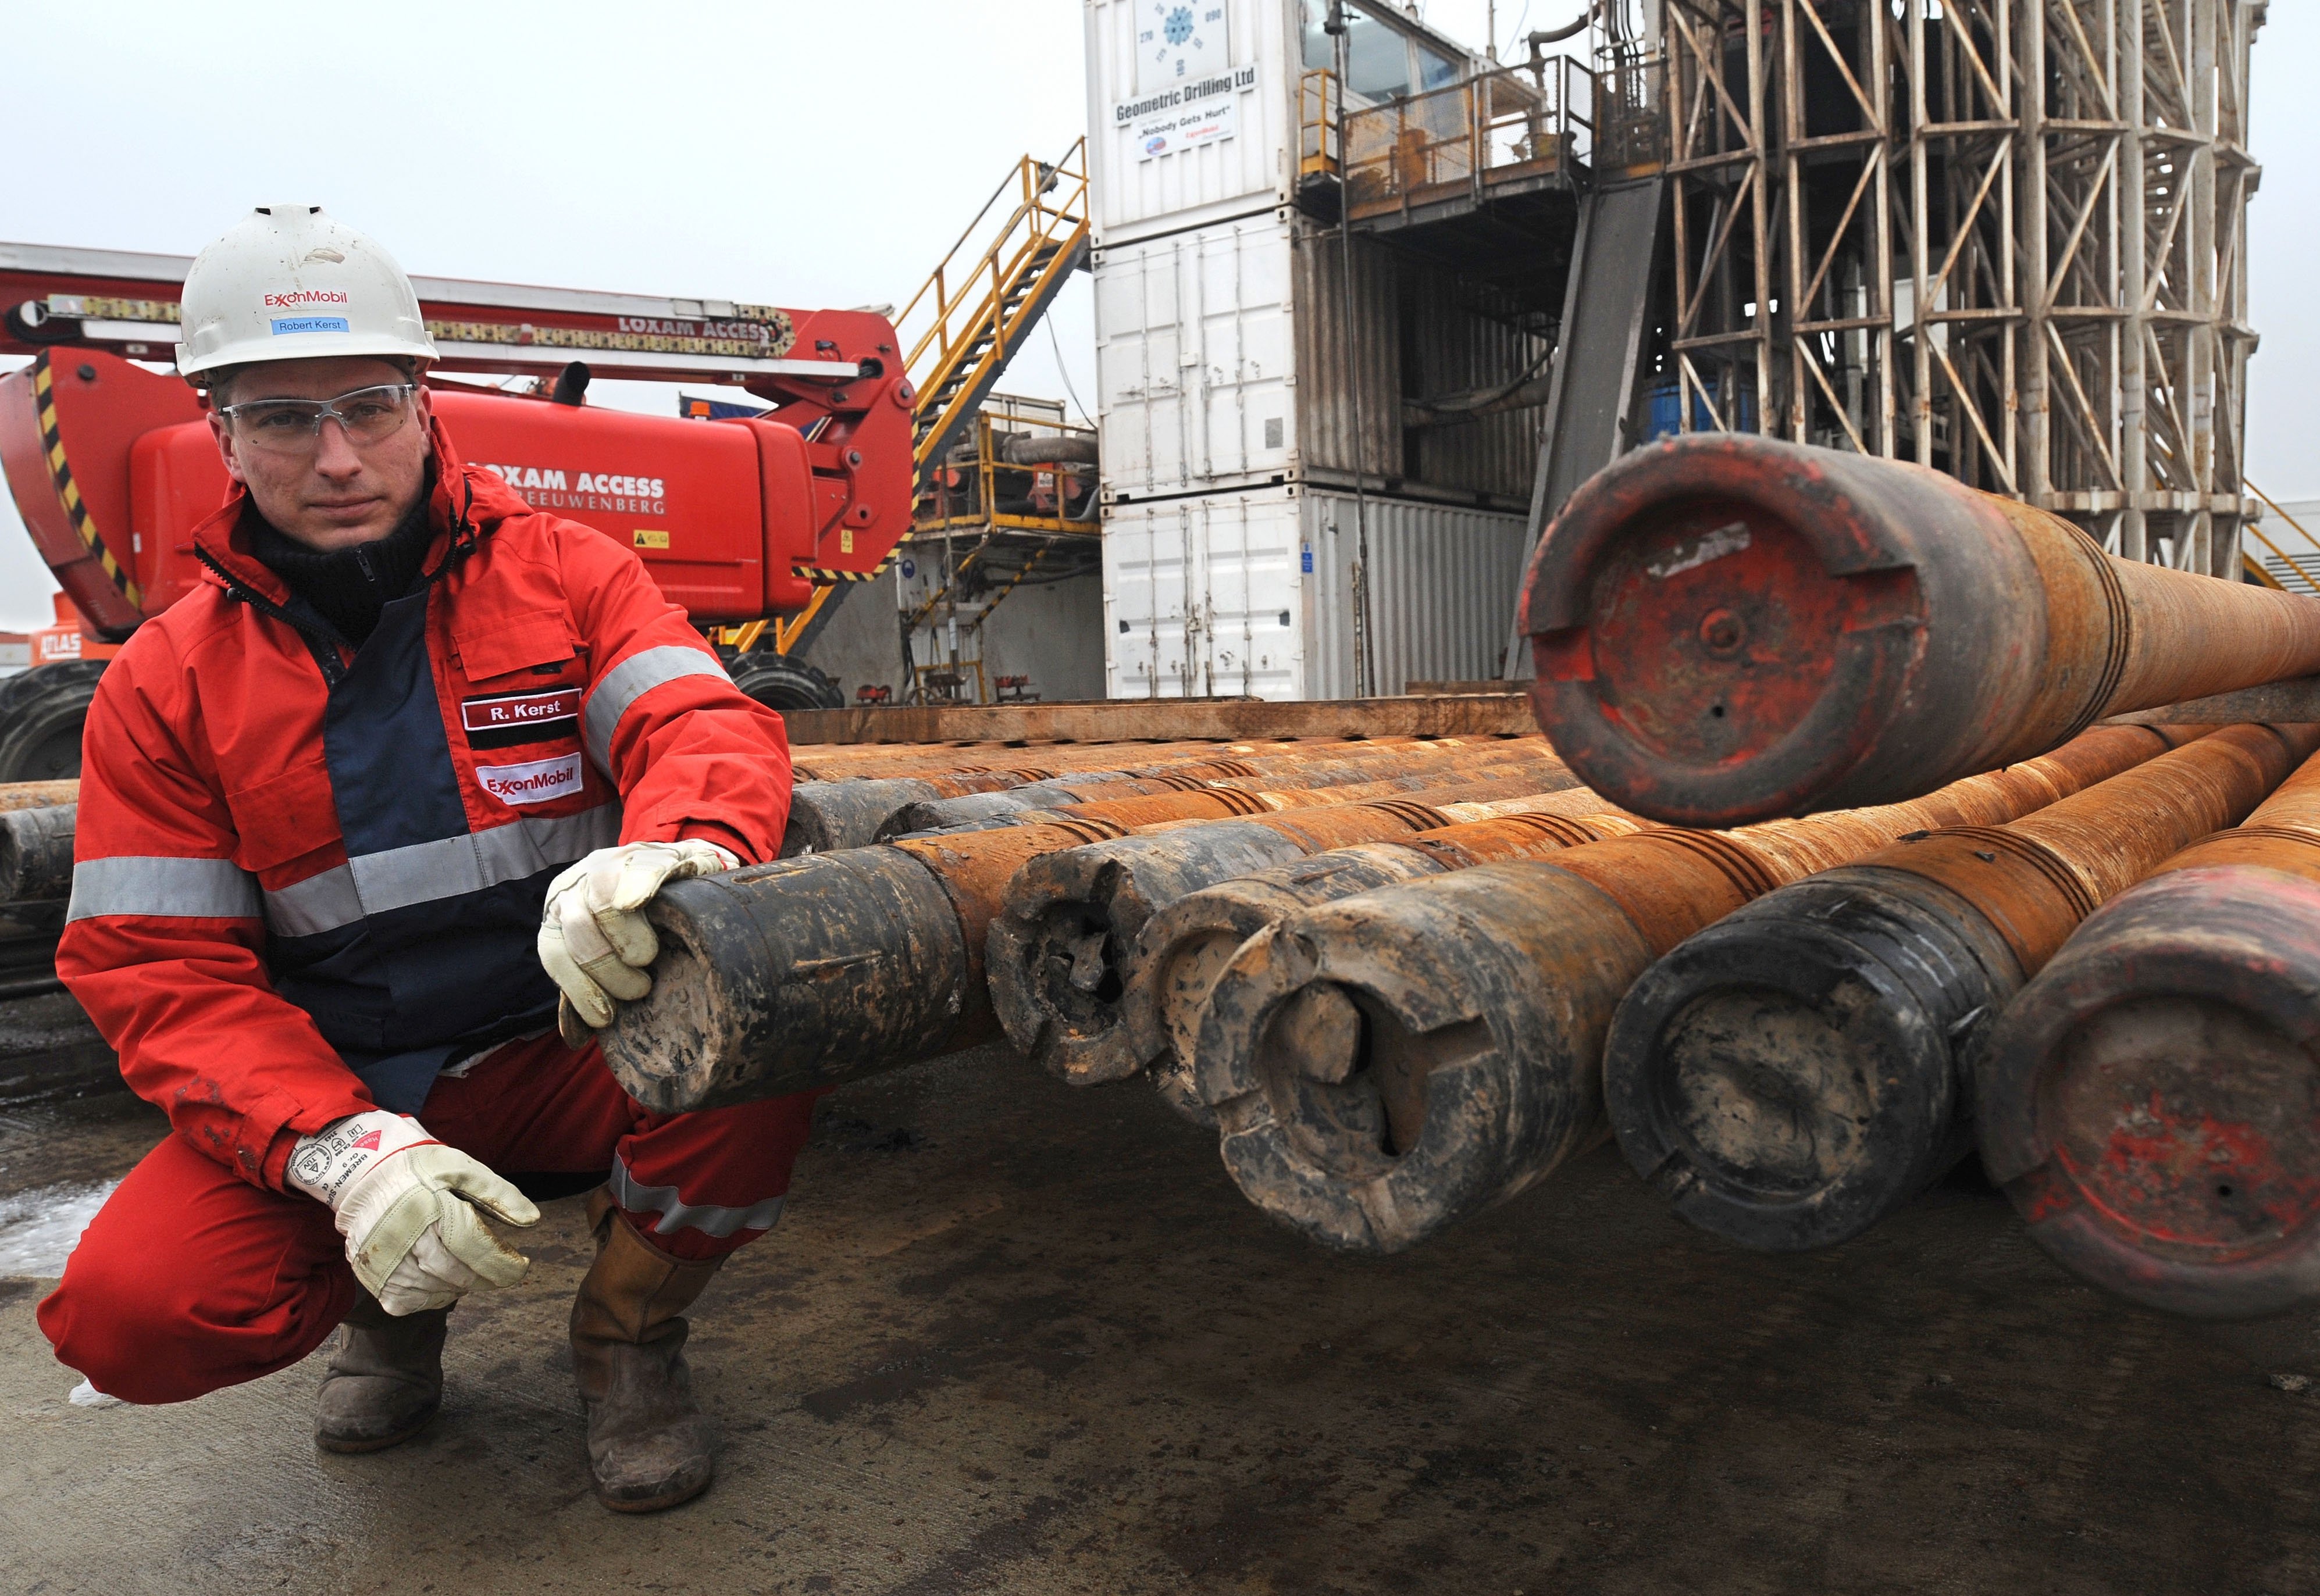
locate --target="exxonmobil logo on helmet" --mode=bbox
[264,288,351,309]
[476,751,583,806]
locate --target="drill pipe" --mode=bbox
[985,772,1593,1087]
[598,814,1127,1112]
[784,763,1261,856]
[602,777,1565,1112]
[1600,723,2315,1254]
[929,752,1576,839]
[0,802,76,904]
[792,738,1460,852]
[1125,799,1651,1119]
[1126,723,2186,1121]
[787,736,1305,783]
[881,738,1557,838]
[1977,741,2320,1318]
[785,769,1075,855]
[1185,724,2190,1253]
[1524,433,2320,826]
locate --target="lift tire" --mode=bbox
[725,654,844,714]
[0,661,107,782]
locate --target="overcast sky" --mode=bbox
[1,0,2312,630]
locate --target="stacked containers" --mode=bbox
[1086,0,1553,699]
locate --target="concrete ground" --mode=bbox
[3,1037,2317,1595]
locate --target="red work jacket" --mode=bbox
[58,418,792,1189]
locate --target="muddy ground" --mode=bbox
[2,1034,2315,1594]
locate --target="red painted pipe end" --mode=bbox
[1521,434,2024,826]
[1980,863,2320,1319]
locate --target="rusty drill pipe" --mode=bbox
[983,754,1593,1089]
[1125,797,1649,1115]
[604,759,1568,1111]
[782,739,1366,852]
[786,759,1274,856]
[873,765,1273,839]
[1185,726,2188,1253]
[982,792,1556,1087]
[598,815,1127,1112]
[787,735,1300,783]
[1524,433,2320,826]
[935,754,1576,839]
[1600,723,2315,1255]
[804,738,1483,851]
[784,770,1074,856]
[0,803,76,904]
[882,739,1556,838]
[1126,723,2194,1124]
[1976,742,2320,1319]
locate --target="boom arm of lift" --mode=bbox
[0,331,914,642]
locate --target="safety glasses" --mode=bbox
[218,383,419,456]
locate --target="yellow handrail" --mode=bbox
[895,139,1090,481]
[2247,484,2320,592]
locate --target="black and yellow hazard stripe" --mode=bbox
[31,354,142,609]
[793,554,897,583]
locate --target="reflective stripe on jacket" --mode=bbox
[58,418,792,1188]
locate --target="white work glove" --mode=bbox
[287,1110,540,1315]
[537,838,738,1029]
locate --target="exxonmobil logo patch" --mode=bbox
[477,751,583,807]
[462,687,580,749]
[264,288,351,309]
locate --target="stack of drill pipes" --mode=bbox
[1122,803,1659,1118]
[790,735,1300,782]
[791,734,1317,779]
[1521,432,2320,827]
[785,737,1469,854]
[904,742,1571,839]
[1177,723,2207,1254]
[1597,723,2317,1257]
[997,779,1652,1090]
[876,736,1552,837]
[1121,724,2175,1122]
[595,770,1596,1115]
[1972,738,2320,1319]
[860,737,1513,837]
[783,737,1335,854]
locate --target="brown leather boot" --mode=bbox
[571,1188,724,1512]
[315,1290,448,1454]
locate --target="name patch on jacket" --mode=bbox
[461,687,581,749]
[477,751,584,806]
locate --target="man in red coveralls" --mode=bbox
[36,204,816,1513]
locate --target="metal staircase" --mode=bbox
[754,141,1092,679]
[898,139,1090,486]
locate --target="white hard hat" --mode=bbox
[177,203,437,382]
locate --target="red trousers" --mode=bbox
[36,1034,820,1405]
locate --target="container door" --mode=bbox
[1095,218,1295,502]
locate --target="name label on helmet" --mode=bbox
[271,316,351,335]
[476,751,584,806]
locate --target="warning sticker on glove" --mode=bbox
[477,751,584,806]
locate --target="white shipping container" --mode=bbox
[1085,0,1298,245]
[1094,215,1298,501]
[1104,486,1526,700]
[1090,0,1539,702]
